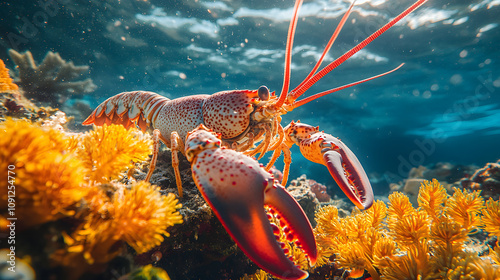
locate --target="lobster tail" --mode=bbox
[83,91,170,132]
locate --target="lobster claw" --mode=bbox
[186,125,317,280]
[284,122,374,210]
[322,137,374,210]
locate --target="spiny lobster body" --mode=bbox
[83,0,429,278]
[84,90,263,145]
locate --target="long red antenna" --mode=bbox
[289,0,428,102]
[289,63,404,109]
[275,0,304,108]
[293,0,357,92]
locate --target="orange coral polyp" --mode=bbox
[70,182,183,264]
[78,124,153,183]
[0,59,18,91]
[482,198,500,237]
[0,119,87,227]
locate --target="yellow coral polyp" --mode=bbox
[336,242,368,273]
[482,198,500,237]
[430,216,467,245]
[78,124,152,183]
[418,179,447,219]
[314,180,500,279]
[445,187,484,231]
[0,59,18,91]
[365,200,387,229]
[389,210,429,247]
[0,119,87,227]
[111,182,183,253]
[387,191,415,222]
[373,236,397,268]
[70,182,183,264]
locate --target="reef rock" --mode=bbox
[389,162,479,205]
[287,175,321,227]
[8,49,96,107]
[308,179,331,202]
[458,161,500,201]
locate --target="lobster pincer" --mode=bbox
[281,121,374,210]
[185,124,317,280]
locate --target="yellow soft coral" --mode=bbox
[482,198,500,237]
[66,182,182,264]
[373,236,397,268]
[381,244,430,280]
[0,59,18,91]
[445,187,484,231]
[0,119,87,227]
[78,124,152,183]
[418,178,447,219]
[1,119,181,278]
[314,179,500,279]
[387,191,416,222]
[389,210,429,248]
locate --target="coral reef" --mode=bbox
[8,49,97,107]
[76,124,153,183]
[286,175,321,226]
[308,179,331,202]
[389,162,480,205]
[313,179,500,279]
[0,118,88,228]
[0,120,182,279]
[4,115,498,280]
[459,161,500,201]
[0,58,18,91]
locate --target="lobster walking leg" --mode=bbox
[143,129,184,197]
[145,129,161,182]
[170,131,184,197]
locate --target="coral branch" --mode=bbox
[8,49,96,106]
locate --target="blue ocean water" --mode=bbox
[1,0,499,195]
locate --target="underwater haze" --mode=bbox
[1,0,499,194]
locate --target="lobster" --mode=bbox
[83,0,428,278]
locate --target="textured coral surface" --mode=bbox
[0,59,18,91]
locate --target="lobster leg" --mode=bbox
[170,131,184,197]
[185,125,317,280]
[144,129,184,198]
[145,129,161,182]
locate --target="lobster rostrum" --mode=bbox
[185,124,317,279]
[83,0,428,278]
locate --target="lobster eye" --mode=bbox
[258,85,270,101]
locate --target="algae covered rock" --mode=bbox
[459,161,500,200]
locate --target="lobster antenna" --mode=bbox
[290,63,404,109]
[289,0,428,102]
[276,0,304,108]
[294,0,357,92]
